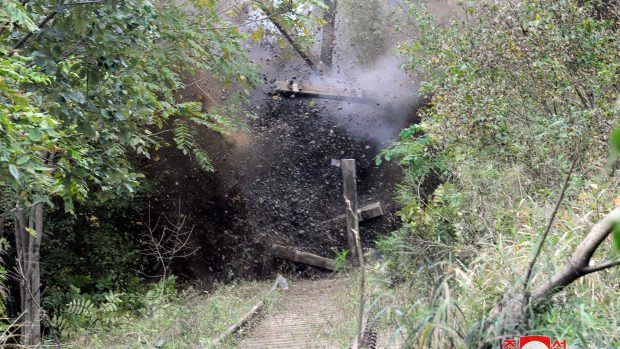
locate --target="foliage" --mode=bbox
[41,194,147,305]
[34,192,147,340]
[0,0,262,343]
[0,48,64,209]
[251,0,328,48]
[377,0,620,347]
[0,0,260,214]
[63,278,280,348]
[45,277,177,341]
[333,248,349,272]
[49,291,126,340]
[400,0,619,182]
[376,175,620,348]
[377,183,465,281]
[0,0,337,345]
[377,124,449,202]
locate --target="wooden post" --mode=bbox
[340,160,365,345]
[341,159,359,265]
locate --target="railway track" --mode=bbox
[212,275,401,349]
[238,277,350,349]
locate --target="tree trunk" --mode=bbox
[14,202,43,347]
[320,0,337,70]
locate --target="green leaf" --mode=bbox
[613,221,620,253]
[5,1,39,32]
[25,227,38,237]
[28,128,42,141]
[611,126,620,155]
[16,156,29,165]
[8,164,20,181]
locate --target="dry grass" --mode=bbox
[372,171,620,348]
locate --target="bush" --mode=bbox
[376,0,620,347]
[40,194,149,340]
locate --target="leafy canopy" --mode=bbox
[0,0,260,212]
[394,0,619,181]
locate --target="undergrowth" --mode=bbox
[61,277,279,348]
[373,0,620,348]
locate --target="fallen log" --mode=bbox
[271,244,337,271]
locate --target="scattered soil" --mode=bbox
[137,34,421,285]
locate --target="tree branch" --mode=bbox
[530,206,620,302]
[522,159,576,298]
[8,0,104,57]
[581,258,620,275]
[67,0,104,5]
[139,202,198,281]
[254,2,324,72]
[9,9,59,56]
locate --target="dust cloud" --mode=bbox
[296,0,427,145]
[308,53,421,145]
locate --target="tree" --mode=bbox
[140,204,199,283]
[399,0,619,177]
[1,0,337,344]
[1,0,260,345]
[231,0,328,70]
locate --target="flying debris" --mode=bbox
[273,80,375,103]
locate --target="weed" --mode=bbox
[62,278,278,348]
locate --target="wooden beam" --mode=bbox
[272,244,337,271]
[341,159,359,264]
[273,80,373,102]
[318,201,384,226]
[211,276,284,346]
[358,202,383,221]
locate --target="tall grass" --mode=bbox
[374,170,620,348]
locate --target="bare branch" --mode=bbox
[139,202,199,282]
[522,159,576,299]
[581,258,620,274]
[0,312,25,340]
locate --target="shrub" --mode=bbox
[376,0,620,347]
